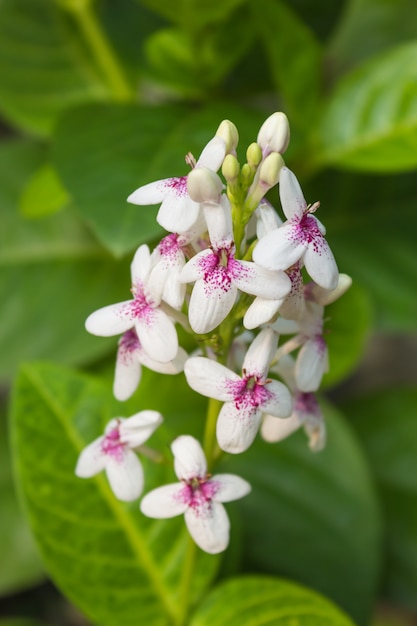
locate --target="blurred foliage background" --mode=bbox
[1,0,417,625]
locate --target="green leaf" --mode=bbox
[344,389,417,612]
[303,168,417,331]
[190,575,356,626]
[52,102,267,256]
[0,409,43,596]
[11,362,219,626]
[0,140,133,379]
[323,282,373,389]
[251,0,322,133]
[0,0,108,136]
[227,400,382,625]
[136,0,246,29]
[19,165,70,219]
[317,42,417,172]
[328,0,417,74]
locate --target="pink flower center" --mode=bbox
[158,233,181,258]
[226,375,272,413]
[101,426,126,463]
[294,392,320,417]
[166,176,188,197]
[177,477,220,513]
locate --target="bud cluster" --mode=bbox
[76,112,351,554]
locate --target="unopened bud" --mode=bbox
[257,112,290,155]
[259,152,284,188]
[246,143,262,168]
[222,154,240,183]
[187,167,223,203]
[216,120,239,153]
[309,274,353,306]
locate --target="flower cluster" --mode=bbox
[76,112,351,554]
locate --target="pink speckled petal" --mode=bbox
[197,136,226,171]
[75,437,107,477]
[184,501,230,554]
[279,167,307,220]
[157,194,201,234]
[303,230,339,290]
[261,379,293,418]
[188,278,237,334]
[127,179,170,205]
[216,401,262,454]
[212,474,251,503]
[295,338,329,392]
[184,357,241,401]
[172,435,207,480]
[135,309,178,363]
[106,450,144,502]
[140,483,188,518]
[261,412,301,443]
[180,249,213,283]
[233,260,291,300]
[253,222,307,271]
[85,301,136,337]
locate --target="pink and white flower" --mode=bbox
[75,411,163,501]
[253,167,339,290]
[127,136,226,233]
[140,435,251,554]
[85,244,178,363]
[113,329,188,401]
[184,328,292,453]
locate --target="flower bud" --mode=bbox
[187,167,223,203]
[259,152,285,188]
[308,274,353,306]
[222,154,240,183]
[246,142,262,168]
[257,112,290,155]
[216,119,239,153]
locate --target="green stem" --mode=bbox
[63,0,134,101]
[203,397,222,470]
[175,534,198,626]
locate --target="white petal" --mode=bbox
[75,437,107,477]
[242,327,278,377]
[184,501,230,554]
[252,223,307,271]
[212,474,251,503]
[261,412,301,442]
[131,244,152,286]
[139,346,188,375]
[305,415,326,451]
[203,199,232,245]
[256,199,283,239]
[273,317,299,334]
[113,345,142,402]
[106,450,144,501]
[171,435,207,480]
[261,379,293,418]
[119,410,163,448]
[303,226,339,290]
[157,194,201,234]
[187,278,237,334]
[271,354,297,390]
[309,273,352,306]
[85,302,135,337]
[216,401,262,454]
[140,483,188,518]
[196,136,226,171]
[243,297,283,330]
[279,167,307,220]
[127,179,170,205]
[184,357,241,401]
[295,338,329,392]
[232,260,291,300]
[135,308,178,362]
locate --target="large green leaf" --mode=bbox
[227,400,382,625]
[0,140,133,379]
[344,389,417,611]
[136,0,246,29]
[10,362,219,626]
[190,575,356,626]
[0,408,43,596]
[0,0,108,136]
[317,42,417,172]
[301,168,417,331]
[52,102,267,256]
[251,0,322,135]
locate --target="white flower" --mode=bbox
[253,167,339,290]
[184,328,292,453]
[261,356,325,451]
[75,411,163,501]
[85,244,179,363]
[140,435,251,554]
[113,329,188,401]
[127,137,226,233]
[180,198,291,334]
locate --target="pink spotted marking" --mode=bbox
[175,478,220,514]
[120,282,157,326]
[197,243,252,297]
[287,213,326,258]
[101,426,125,463]
[165,176,188,197]
[118,329,140,365]
[225,375,272,414]
[158,233,181,259]
[294,391,320,418]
